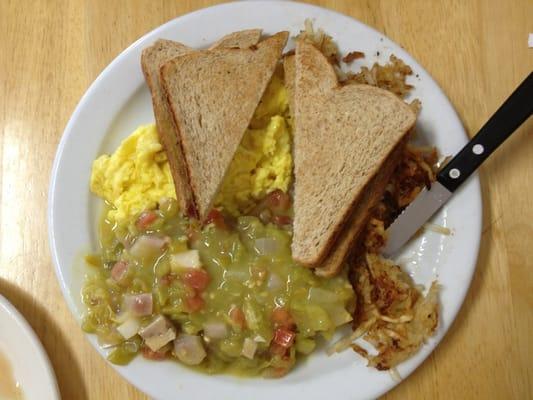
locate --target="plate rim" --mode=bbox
[47,1,483,399]
[0,294,61,400]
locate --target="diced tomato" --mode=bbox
[205,209,227,229]
[141,346,168,360]
[273,327,295,348]
[272,215,292,226]
[110,260,129,283]
[229,306,246,329]
[265,189,291,212]
[186,295,205,313]
[269,342,288,357]
[271,307,294,329]
[136,211,158,230]
[159,273,176,287]
[181,269,210,291]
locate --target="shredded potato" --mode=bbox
[297,21,417,100]
[297,19,340,65]
[343,55,414,98]
[349,255,440,370]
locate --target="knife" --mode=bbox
[382,72,533,257]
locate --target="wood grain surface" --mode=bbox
[0,1,531,399]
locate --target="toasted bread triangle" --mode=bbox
[284,54,408,276]
[291,40,416,268]
[160,31,288,220]
[141,30,262,213]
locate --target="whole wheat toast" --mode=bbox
[285,53,409,276]
[141,30,262,214]
[289,40,416,270]
[160,31,289,220]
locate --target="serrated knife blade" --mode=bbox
[381,182,451,257]
[381,72,533,257]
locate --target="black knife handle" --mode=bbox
[438,72,533,192]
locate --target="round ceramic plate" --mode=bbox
[48,2,482,399]
[0,295,60,400]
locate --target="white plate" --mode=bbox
[48,1,482,399]
[0,295,60,400]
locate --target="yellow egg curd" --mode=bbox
[90,124,176,225]
[214,69,292,216]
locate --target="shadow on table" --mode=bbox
[438,115,532,346]
[0,278,88,400]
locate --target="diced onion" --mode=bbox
[129,235,168,259]
[267,273,283,291]
[145,329,176,352]
[203,321,228,340]
[174,334,206,365]
[117,317,140,339]
[254,335,267,343]
[242,338,258,360]
[308,287,338,303]
[243,300,260,331]
[254,238,279,256]
[170,250,202,271]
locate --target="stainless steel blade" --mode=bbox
[381,181,453,257]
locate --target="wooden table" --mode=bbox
[1,1,531,398]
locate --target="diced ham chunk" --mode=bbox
[111,260,129,282]
[124,293,153,317]
[273,327,295,348]
[138,315,177,352]
[136,211,158,230]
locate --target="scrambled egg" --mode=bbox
[90,124,175,225]
[215,70,292,216]
[90,68,292,220]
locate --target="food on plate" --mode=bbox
[82,25,440,378]
[287,40,416,276]
[346,254,439,370]
[141,29,263,212]
[0,350,22,399]
[90,125,175,226]
[215,67,291,216]
[83,196,354,374]
[160,31,288,219]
